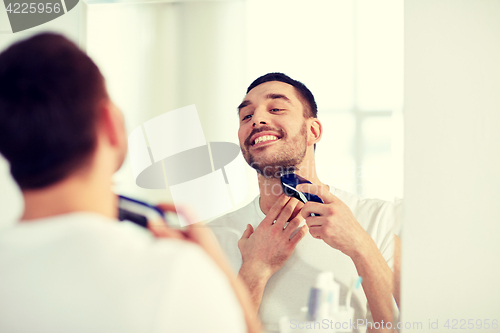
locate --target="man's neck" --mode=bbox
[257,158,322,215]
[20,170,116,222]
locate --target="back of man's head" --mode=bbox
[246,72,318,118]
[0,33,108,190]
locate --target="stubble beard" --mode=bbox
[241,123,308,179]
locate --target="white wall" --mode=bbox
[84,1,248,207]
[402,0,500,331]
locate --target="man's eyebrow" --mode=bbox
[237,93,292,114]
[266,93,291,103]
[237,100,251,113]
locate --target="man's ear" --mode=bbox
[308,118,322,146]
[99,100,128,171]
[99,100,125,147]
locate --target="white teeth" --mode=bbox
[254,135,278,145]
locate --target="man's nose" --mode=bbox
[252,120,266,127]
[252,109,269,127]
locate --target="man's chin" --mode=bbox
[242,144,305,178]
[247,158,297,179]
[248,142,277,153]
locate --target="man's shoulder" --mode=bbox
[335,188,393,214]
[0,212,220,292]
[0,212,204,263]
[334,188,396,264]
[334,188,395,234]
[209,196,261,230]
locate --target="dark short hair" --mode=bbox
[246,72,318,118]
[0,33,107,189]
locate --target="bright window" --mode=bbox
[246,0,404,201]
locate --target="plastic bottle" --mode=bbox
[307,272,340,321]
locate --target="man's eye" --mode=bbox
[270,108,282,112]
[242,114,252,121]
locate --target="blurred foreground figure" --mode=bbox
[0,33,259,333]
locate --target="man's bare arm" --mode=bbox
[351,237,394,332]
[238,260,273,313]
[394,235,401,308]
[297,184,396,332]
[237,195,308,314]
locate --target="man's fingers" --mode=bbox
[289,225,308,246]
[284,215,303,237]
[157,202,202,227]
[149,223,185,240]
[303,215,323,228]
[296,184,335,204]
[275,198,299,228]
[308,225,323,240]
[301,202,329,219]
[156,203,177,213]
[149,204,188,240]
[241,224,254,239]
[183,221,210,242]
[263,195,291,225]
[290,201,304,220]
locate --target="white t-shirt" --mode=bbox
[209,187,395,329]
[0,212,246,333]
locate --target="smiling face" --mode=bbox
[238,81,313,178]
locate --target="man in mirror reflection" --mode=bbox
[210,73,401,331]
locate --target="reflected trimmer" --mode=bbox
[280,172,323,204]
